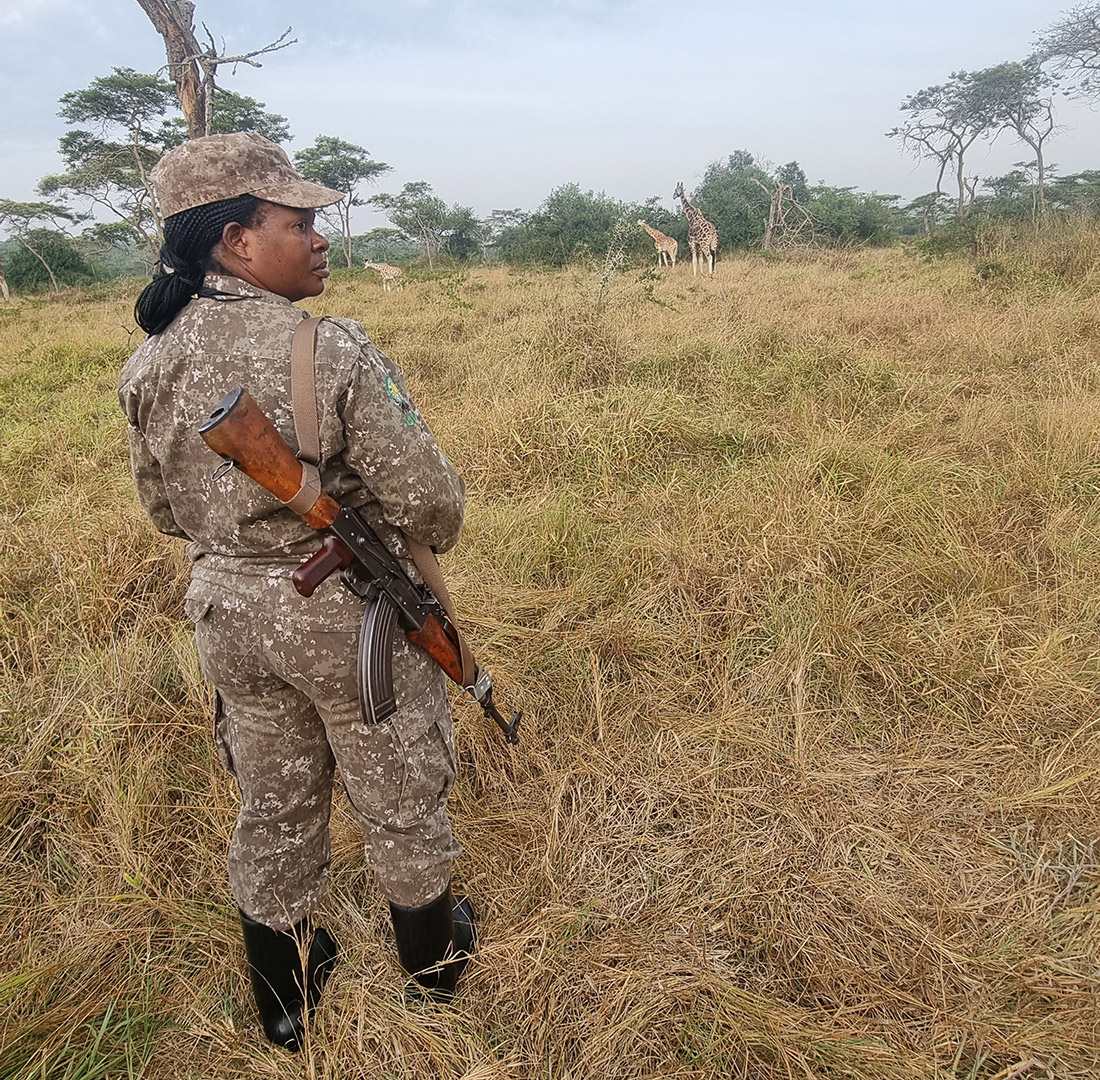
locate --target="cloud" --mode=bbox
[1,0,65,27]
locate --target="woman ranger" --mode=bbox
[119,133,474,1049]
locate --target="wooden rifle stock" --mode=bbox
[409,615,466,685]
[199,388,478,700]
[198,387,341,531]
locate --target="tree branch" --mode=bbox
[136,1,295,137]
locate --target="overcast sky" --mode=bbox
[3,0,1098,233]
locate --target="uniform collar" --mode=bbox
[202,273,297,308]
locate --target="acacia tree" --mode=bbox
[356,227,404,262]
[1035,3,1100,98]
[76,221,145,269]
[369,182,448,268]
[1046,168,1100,212]
[37,68,178,255]
[135,0,295,138]
[0,200,83,293]
[970,61,1057,221]
[40,70,294,259]
[888,72,997,221]
[293,137,389,268]
[903,192,949,236]
[166,89,292,143]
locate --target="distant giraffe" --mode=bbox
[673,181,718,277]
[363,261,403,291]
[637,220,677,268]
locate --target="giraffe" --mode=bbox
[637,220,677,268]
[673,182,718,277]
[363,261,403,291]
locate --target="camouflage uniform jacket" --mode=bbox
[118,273,465,566]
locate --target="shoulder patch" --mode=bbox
[385,374,418,427]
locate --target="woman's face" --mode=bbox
[220,202,331,301]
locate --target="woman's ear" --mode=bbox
[220,221,251,262]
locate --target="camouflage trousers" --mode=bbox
[184,554,462,931]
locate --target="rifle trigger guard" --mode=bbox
[211,457,235,483]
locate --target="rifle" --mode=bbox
[198,386,521,744]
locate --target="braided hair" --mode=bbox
[135,194,265,336]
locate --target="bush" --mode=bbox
[807,186,898,246]
[496,184,641,267]
[6,229,94,291]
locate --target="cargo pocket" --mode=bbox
[182,596,212,623]
[426,714,458,806]
[183,581,236,779]
[212,689,236,778]
[389,710,457,825]
[183,579,224,681]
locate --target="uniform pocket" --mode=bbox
[183,579,218,623]
[212,689,236,778]
[183,580,236,779]
[387,712,457,826]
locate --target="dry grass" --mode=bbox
[2,247,1098,1079]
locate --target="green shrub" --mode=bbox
[7,229,94,291]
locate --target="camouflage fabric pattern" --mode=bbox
[186,555,460,926]
[151,132,343,219]
[119,274,467,926]
[119,273,465,562]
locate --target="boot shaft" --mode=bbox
[389,886,477,1002]
[239,911,338,1050]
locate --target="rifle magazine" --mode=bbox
[358,591,399,724]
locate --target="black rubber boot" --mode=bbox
[239,911,339,1050]
[389,885,477,1003]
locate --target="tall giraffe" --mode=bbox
[363,261,403,292]
[673,182,718,277]
[637,220,677,268]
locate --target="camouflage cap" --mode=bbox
[152,132,344,219]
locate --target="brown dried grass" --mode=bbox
[1,249,1098,1079]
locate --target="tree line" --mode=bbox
[4,4,1100,293]
[885,4,1100,231]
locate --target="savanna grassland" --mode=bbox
[2,239,1100,1080]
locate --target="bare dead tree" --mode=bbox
[135,0,295,138]
[752,178,815,251]
[134,1,204,136]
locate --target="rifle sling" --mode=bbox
[285,316,323,516]
[288,314,477,689]
[406,535,476,687]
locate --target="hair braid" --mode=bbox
[134,194,264,336]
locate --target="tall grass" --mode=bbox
[965,215,1100,292]
[2,245,1098,1079]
